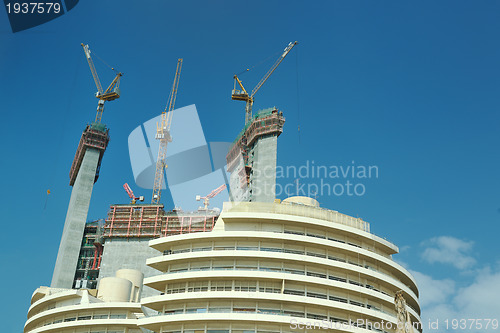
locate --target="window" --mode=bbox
[284,289,304,296]
[257,308,281,315]
[236,241,258,251]
[188,281,208,292]
[169,263,188,272]
[213,260,234,270]
[186,307,207,314]
[328,255,346,262]
[307,291,327,299]
[235,260,257,270]
[93,314,108,319]
[235,280,256,292]
[258,281,280,293]
[348,280,363,286]
[283,310,304,318]
[210,280,232,291]
[77,315,92,320]
[329,275,347,282]
[208,306,231,313]
[349,300,365,307]
[307,313,327,320]
[109,314,127,319]
[306,251,326,258]
[330,296,347,303]
[306,271,326,278]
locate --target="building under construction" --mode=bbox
[51,43,121,290]
[71,204,219,297]
[227,107,285,202]
[51,123,110,289]
[25,41,422,333]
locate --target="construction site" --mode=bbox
[24,41,421,333]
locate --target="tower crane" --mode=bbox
[196,184,227,210]
[232,41,297,125]
[394,291,415,333]
[81,43,123,123]
[123,183,144,204]
[152,58,183,204]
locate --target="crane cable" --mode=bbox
[91,49,120,74]
[236,49,281,76]
[296,47,301,144]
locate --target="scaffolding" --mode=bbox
[226,107,285,183]
[105,204,163,238]
[69,123,110,186]
[103,204,219,239]
[73,219,104,289]
[163,213,217,236]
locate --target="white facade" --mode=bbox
[24,270,146,333]
[138,199,422,333]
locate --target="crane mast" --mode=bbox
[232,41,297,125]
[81,43,123,123]
[395,291,415,333]
[152,58,183,204]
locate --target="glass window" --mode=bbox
[77,315,92,320]
[110,314,126,319]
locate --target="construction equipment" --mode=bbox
[232,41,297,125]
[152,58,183,204]
[394,290,415,333]
[81,43,123,123]
[123,183,144,204]
[196,184,227,210]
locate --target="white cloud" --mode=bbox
[453,268,500,318]
[412,268,500,333]
[421,236,476,270]
[410,270,455,308]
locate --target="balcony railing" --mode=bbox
[223,202,370,232]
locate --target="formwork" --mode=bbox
[69,123,110,186]
[226,107,285,178]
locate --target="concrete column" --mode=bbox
[51,148,100,288]
[249,134,278,202]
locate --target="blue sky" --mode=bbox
[1,1,500,331]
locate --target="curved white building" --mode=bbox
[24,270,145,333]
[138,198,421,333]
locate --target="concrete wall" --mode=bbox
[249,134,278,203]
[228,155,250,202]
[98,238,161,299]
[51,148,100,289]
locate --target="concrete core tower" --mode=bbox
[226,107,285,203]
[51,123,109,289]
